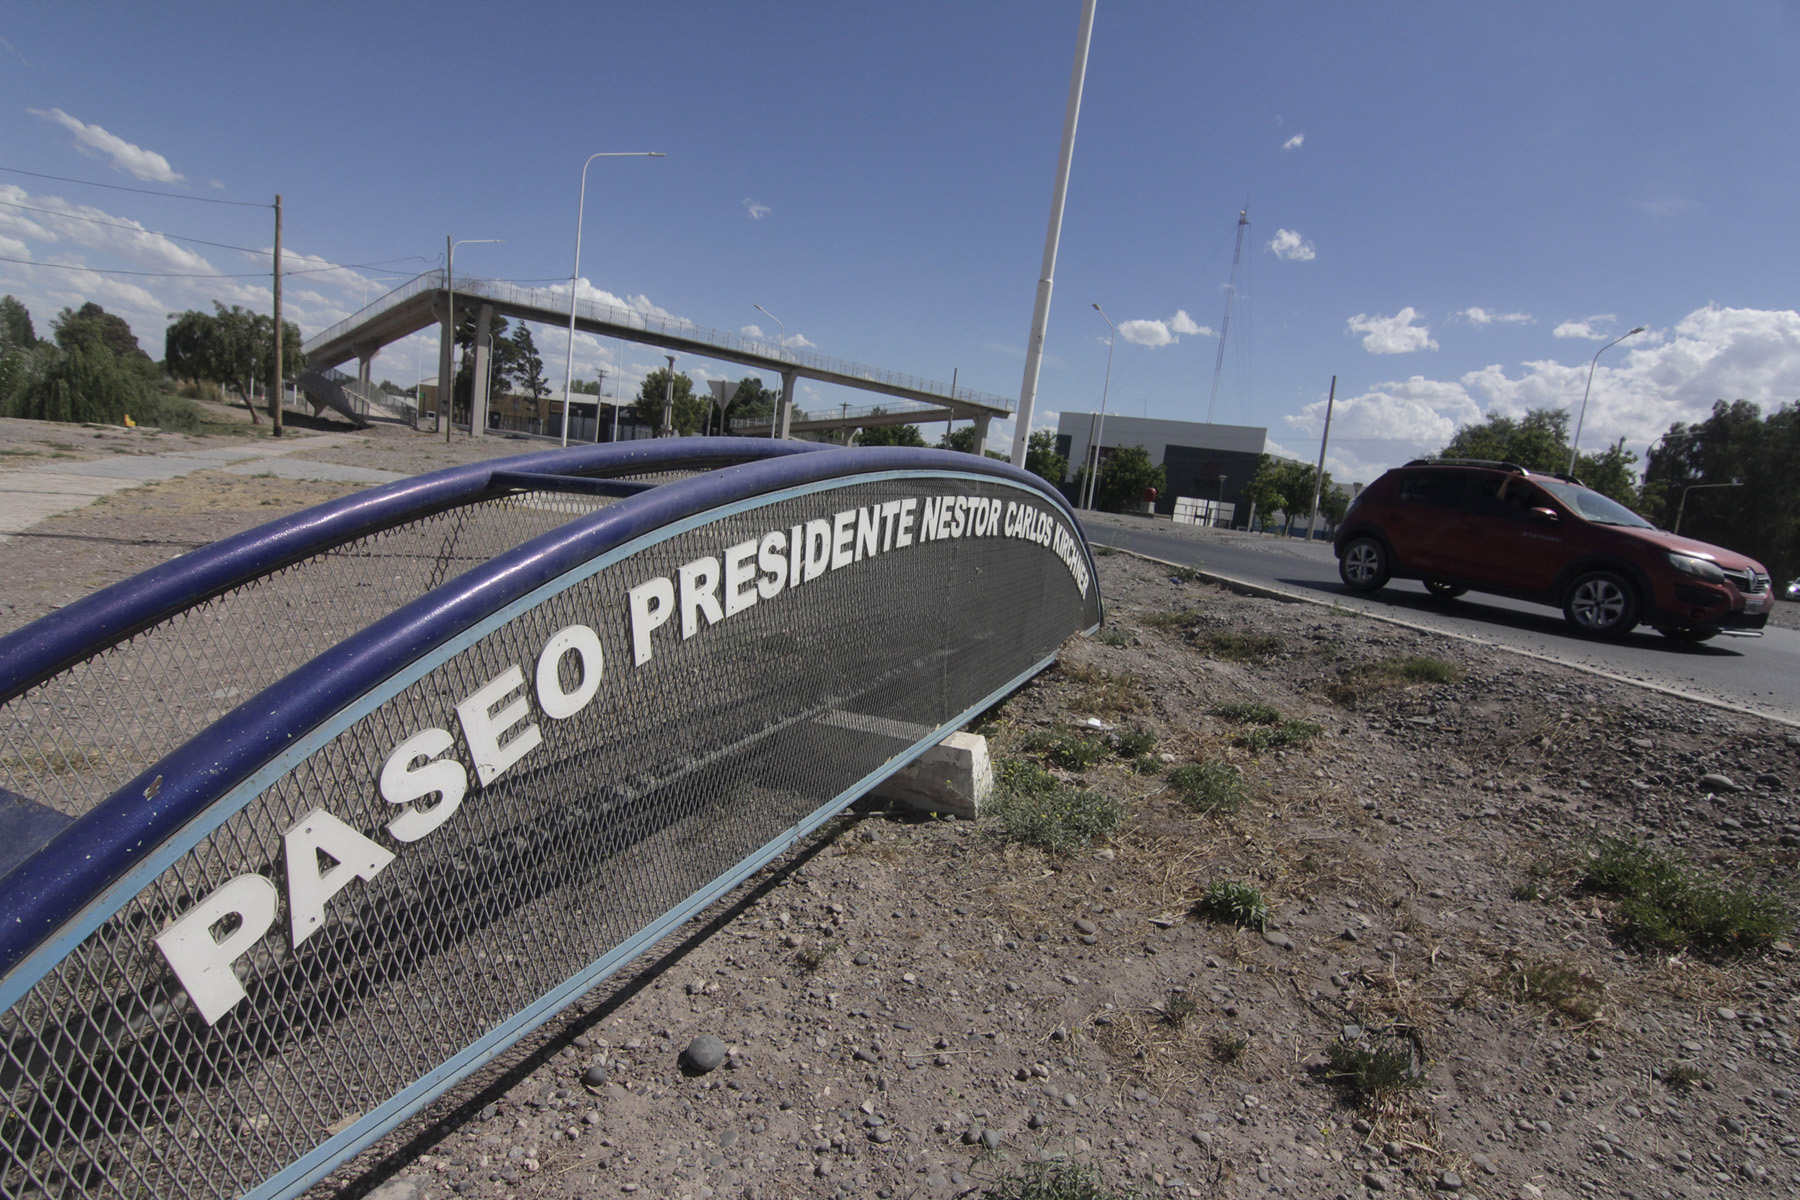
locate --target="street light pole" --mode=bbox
[444,237,503,443]
[1674,479,1743,536]
[561,151,666,447]
[754,304,786,439]
[1567,326,1646,475]
[1083,304,1116,511]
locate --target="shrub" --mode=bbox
[980,1160,1133,1200]
[1170,565,1204,583]
[1323,655,1463,708]
[1109,728,1157,758]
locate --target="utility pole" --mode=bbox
[270,194,283,436]
[1305,375,1337,542]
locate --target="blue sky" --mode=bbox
[3,2,1799,484]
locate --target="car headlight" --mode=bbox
[1667,553,1725,583]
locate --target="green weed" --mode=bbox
[1166,762,1246,815]
[979,1160,1137,1200]
[1210,701,1281,725]
[1579,837,1790,956]
[988,759,1122,856]
[1195,631,1283,662]
[1193,880,1269,929]
[1323,1040,1421,1104]
[1237,720,1323,752]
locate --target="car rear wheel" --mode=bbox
[1655,626,1718,644]
[1563,570,1640,637]
[1339,536,1390,592]
[1425,579,1468,600]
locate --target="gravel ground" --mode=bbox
[2,421,1796,1200]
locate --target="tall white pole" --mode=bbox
[1084,303,1115,510]
[1305,375,1336,542]
[562,152,665,447]
[754,304,785,439]
[1567,326,1644,476]
[1011,0,1098,467]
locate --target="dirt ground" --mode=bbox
[2,420,1797,1200]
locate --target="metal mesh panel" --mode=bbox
[0,491,612,820]
[0,475,1096,1200]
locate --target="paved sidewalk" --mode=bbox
[0,435,402,542]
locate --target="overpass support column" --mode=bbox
[776,370,796,440]
[355,344,377,387]
[469,304,495,440]
[971,414,992,457]
[435,302,453,433]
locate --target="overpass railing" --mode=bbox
[0,441,1100,1200]
[303,272,1015,414]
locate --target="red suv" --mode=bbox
[1333,459,1772,641]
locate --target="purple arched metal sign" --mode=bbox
[0,441,1100,1200]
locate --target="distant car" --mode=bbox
[1332,459,1772,641]
[1787,578,1800,602]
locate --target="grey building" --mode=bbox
[1055,413,1267,517]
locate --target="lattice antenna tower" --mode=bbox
[1205,205,1249,424]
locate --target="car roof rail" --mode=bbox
[1403,457,1528,473]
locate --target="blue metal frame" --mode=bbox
[0,444,1098,981]
[0,438,828,706]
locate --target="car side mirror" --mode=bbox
[1528,507,1559,522]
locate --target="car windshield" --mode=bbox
[1536,480,1656,528]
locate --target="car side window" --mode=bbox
[1396,471,1466,508]
[1469,476,1551,521]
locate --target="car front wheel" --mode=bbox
[1563,570,1640,637]
[1339,536,1390,592]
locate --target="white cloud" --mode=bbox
[1346,307,1437,354]
[1118,309,1211,348]
[30,108,183,183]
[741,323,765,340]
[1460,306,1532,326]
[1267,228,1315,261]
[1552,314,1618,340]
[742,198,770,220]
[1283,305,1800,481]
[1282,133,1304,151]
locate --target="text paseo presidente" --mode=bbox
[156,490,1090,1023]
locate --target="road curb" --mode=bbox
[1089,541,1800,731]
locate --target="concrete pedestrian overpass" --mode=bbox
[300,270,1013,448]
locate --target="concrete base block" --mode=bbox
[873,732,992,820]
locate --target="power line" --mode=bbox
[0,165,269,207]
[0,198,267,255]
[0,254,419,280]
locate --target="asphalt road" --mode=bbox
[1083,517,1800,728]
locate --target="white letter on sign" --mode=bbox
[283,808,395,948]
[155,873,279,1025]
[380,727,468,842]
[724,539,759,617]
[628,576,675,666]
[679,555,725,638]
[456,665,543,787]
[535,624,604,719]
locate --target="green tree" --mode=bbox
[633,367,706,435]
[722,377,777,431]
[937,423,1006,459]
[856,408,927,447]
[1024,429,1067,485]
[164,303,301,422]
[54,302,151,365]
[1093,444,1165,512]
[1437,405,1638,506]
[1641,400,1800,582]
[1242,455,1319,532]
[509,324,548,402]
[0,295,35,348]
